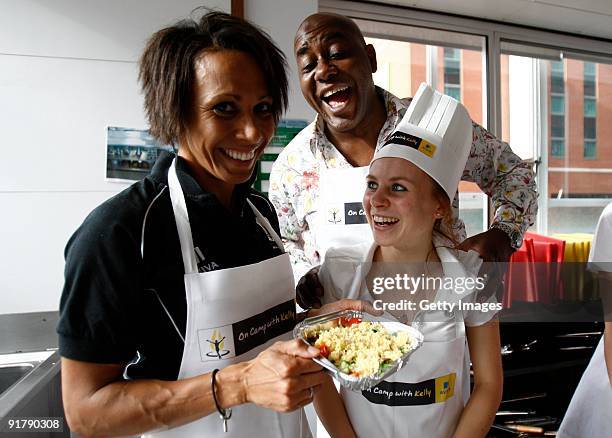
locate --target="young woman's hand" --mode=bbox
[308,298,383,318]
[296,265,324,309]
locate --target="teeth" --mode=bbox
[373,215,399,224]
[224,148,255,161]
[323,86,349,98]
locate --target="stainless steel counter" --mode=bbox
[0,312,67,437]
[0,311,59,354]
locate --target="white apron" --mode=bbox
[144,159,311,438]
[342,303,468,438]
[315,166,372,261]
[321,244,474,438]
[557,337,612,438]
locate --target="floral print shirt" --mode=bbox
[269,87,538,279]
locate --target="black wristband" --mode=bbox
[211,369,232,424]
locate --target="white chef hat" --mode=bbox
[372,82,473,200]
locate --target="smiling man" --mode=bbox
[269,13,538,289]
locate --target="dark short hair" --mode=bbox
[139,10,288,146]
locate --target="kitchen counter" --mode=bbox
[0,311,66,437]
[0,311,59,355]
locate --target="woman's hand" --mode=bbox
[240,339,327,412]
[62,340,325,437]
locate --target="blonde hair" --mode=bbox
[431,179,459,246]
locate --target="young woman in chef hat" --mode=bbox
[313,84,503,438]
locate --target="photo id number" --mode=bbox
[5,417,63,432]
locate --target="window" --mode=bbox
[551,62,565,93]
[584,64,596,96]
[583,62,597,159]
[444,68,461,84]
[444,85,461,101]
[551,115,565,138]
[548,61,566,158]
[584,62,596,75]
[584,140,596,159]
[584,79,596,96]
[444,47,460,60]
[551,96,565,114]
[443,48,461,101]
[501,51,612,234]
[584,118,597,140]
[552,139,565,157]
[584,98,596,117]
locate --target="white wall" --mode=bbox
[0,0,317,314]
[247,0,317,121]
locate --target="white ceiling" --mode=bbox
[375,0,612,40]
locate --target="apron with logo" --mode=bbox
[325,244,471,438]
[144,159,310,438]
[342,311,467,438]
[314,166,372,262]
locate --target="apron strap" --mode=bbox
[167,158,199,274]
[169,158,285,273]
[140,185,168,259]
[453,303,466,339]
[145,288,185,344]
[246,198,285,251]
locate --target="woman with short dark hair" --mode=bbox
[139,11,288,146]
[57,11,363,438]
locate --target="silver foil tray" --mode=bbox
[294,310,424,391]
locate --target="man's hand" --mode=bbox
[296,266,323,309]
[456,228,514,262]
[456,228,514,304]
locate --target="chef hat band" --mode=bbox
[371,83,473,200]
